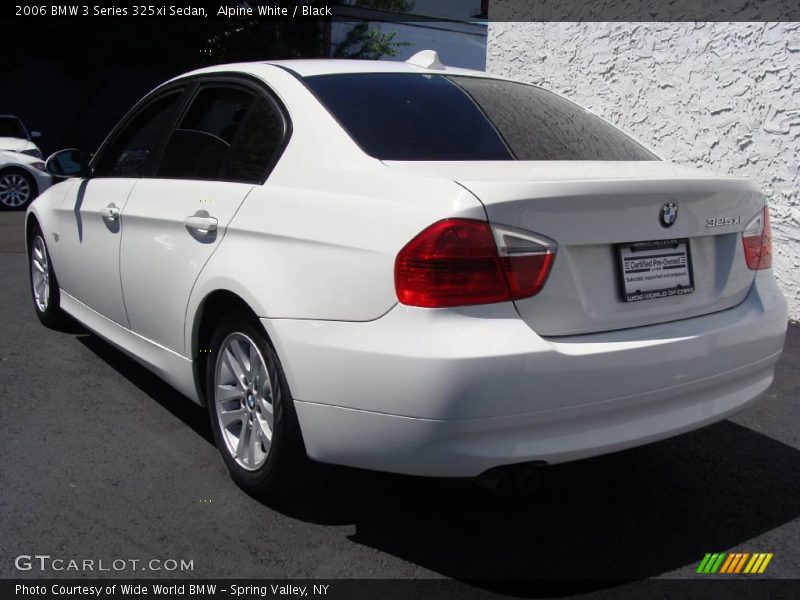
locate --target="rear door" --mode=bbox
[56,89,185,325]
[118,77,290,355]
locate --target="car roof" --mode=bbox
[172,53,503,83]
[264,58,486,78]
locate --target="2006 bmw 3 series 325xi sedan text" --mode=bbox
[27,51,788,495]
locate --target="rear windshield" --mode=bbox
[0,117,27,139]
[305,73,656,161]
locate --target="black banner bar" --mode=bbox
[3,579,800,600]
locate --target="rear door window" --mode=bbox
[158,85,285,182]
[224,94,286,182]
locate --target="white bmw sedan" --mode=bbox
[0,150,52,209]
[0,114,43,159]
[27,52,788,496]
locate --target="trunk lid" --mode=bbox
[384,160,764,336]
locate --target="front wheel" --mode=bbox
[206,316,314,497]
[29,226,66,328]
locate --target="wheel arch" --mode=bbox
[23,184,70,281]
[25,211,41,252]
[191,289,264,406]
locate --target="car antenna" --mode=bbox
[405,50,445,70]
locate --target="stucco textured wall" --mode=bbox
[487,23,800,319]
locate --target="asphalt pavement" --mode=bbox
[0,210,798,594]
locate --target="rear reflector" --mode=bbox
[395,219,556,308]
[742,206,772,270]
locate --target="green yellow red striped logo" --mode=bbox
[696,552,773,574]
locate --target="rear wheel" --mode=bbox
[206,315,313,497]
[29,226,66,328]
[0,169,37,210]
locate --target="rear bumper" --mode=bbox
[263,271,788,477]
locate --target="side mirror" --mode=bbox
[30,130,42,139]
[45,149,92,178]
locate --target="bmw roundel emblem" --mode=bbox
[660,202,678,228]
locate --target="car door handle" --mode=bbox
[100,204,120,220]
[184,214,218,233]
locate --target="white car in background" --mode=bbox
[0,114,43,158]
[0,149,51,209]
[25,52,788,497]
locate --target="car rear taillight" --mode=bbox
[395,219,556,308]
[742,206,772,270]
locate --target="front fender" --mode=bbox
[25,179,77,263]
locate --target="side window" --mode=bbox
[224,96,285,182]
[94,92,183,177]
[158,85,285,183]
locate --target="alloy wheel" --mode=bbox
[0,173,32,208]
[214,332,274,471]
[31,235,49,312]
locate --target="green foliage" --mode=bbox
[331,0,413,59]
[333,22,409,60]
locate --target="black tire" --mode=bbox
[0,168,38,211]
[206,315,315,498]
[28,224,67,328]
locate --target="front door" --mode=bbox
[56,90,186,325]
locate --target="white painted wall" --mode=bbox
[487,23,800,319]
